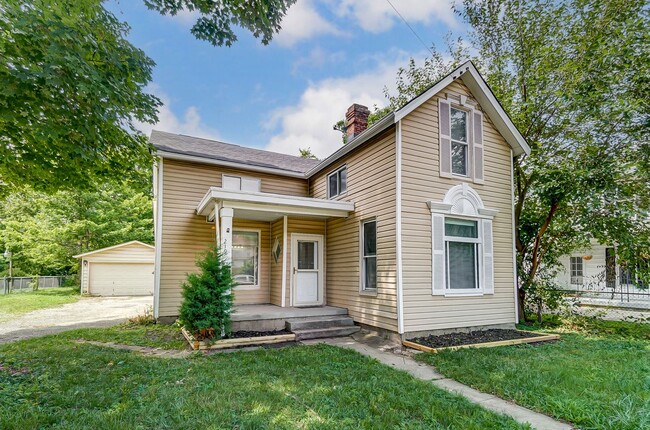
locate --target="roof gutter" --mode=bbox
[156,150,309,179]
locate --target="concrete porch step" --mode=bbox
[286,315,355,331]
[291,325,360,341]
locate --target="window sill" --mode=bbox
[442,290,484,297]
[328,191,348,201]
[359,289,378,297]
[234,285,260,291]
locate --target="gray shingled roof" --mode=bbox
[150,130,320,174]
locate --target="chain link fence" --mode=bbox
[559,271,650,322]
[1,276,76,295]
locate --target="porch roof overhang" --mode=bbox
[197,187,354,221]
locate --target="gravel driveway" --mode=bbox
[0,296,153,344]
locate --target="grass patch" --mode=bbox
[0,287,79,321]
[58,323,189,350]
[0,329,530,429]
[416,316,650,430]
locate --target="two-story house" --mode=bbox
[151,61,530,339]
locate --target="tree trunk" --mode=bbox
[518,287,527,322]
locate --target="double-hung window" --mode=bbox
[444,218,480,290]
[327,166,347,199]
[232,230,260,288]
[570,256,583,285]
[450,108,469,176]
[361,219,377,291]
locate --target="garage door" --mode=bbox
[89,263,154,296]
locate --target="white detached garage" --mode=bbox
[74,241,155,296]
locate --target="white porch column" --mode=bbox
[213,201,220,244]
[220,207,234,263]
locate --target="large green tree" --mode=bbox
[380,0,650,320]
[0,183,153,276]
[144,0,297,47]
[0,0,160,194]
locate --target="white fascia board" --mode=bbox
[197,187,354,217]
[460,65,531,156]
[73,240,154,259]
[306,113,395,177]
[156,150,307,179]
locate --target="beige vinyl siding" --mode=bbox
[400,80,516,333]
[269,218,284,306]
[83,244,154,263]
[286,218,326,306]
[310,128,398,331]
[232,220,271,305]
[158,159,308,317]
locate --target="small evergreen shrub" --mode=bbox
[179,246,234,340]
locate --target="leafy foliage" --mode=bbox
[179,246,234,340]
[298,147,318,159]
[381,0,650,320]
[0,183,153,276]
[0,0,159,194]
[144,0,297,47]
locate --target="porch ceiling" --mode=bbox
[197,187,354,221]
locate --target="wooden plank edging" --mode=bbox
[181,327,296,350]
[403,331,560,354]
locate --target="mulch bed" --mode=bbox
[226,329,291,339]
[408,329,544,349]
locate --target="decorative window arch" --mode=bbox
[427,184,498,296]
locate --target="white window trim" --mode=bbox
[222,174,261,192]
[570,256,584,286]
[449,106,471,178]
[232,228,261,290]
[444,217,482,296]
[327,165,347,199]
[429,183,497,297]
[359,218,378,295]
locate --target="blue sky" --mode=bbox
[107,0,461,158]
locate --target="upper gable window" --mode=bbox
[450,108,469,176]
[222,174,261,192]
[327,166,347,199]
[438,98,484,184]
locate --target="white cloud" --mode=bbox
[264,53,413,159]
[336,0,457,33]
[291,47,346,74]
[274,0,343,47]
[135,84,220,140]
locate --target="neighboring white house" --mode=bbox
[556,240,646,293]
[74,241,154,296]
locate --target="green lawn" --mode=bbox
[0,287,79,321]
[0,329,530,429]
[58,323,189,350]
[416,317,650,430]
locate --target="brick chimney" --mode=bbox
[345,104,370,140]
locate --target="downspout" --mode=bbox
[396,120,405,334]
[153,158,163,320]
[511,150,519,324]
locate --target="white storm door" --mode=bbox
[292,234,324,306]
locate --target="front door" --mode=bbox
[292,234,324,306]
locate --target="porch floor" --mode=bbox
[232,305,348,322]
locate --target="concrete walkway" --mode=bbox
[303,333,573,430]
[0,296,152,344]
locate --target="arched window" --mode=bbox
[427,184,498,296]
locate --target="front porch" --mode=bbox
[196,186,354,309]
[232,304,349,331]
